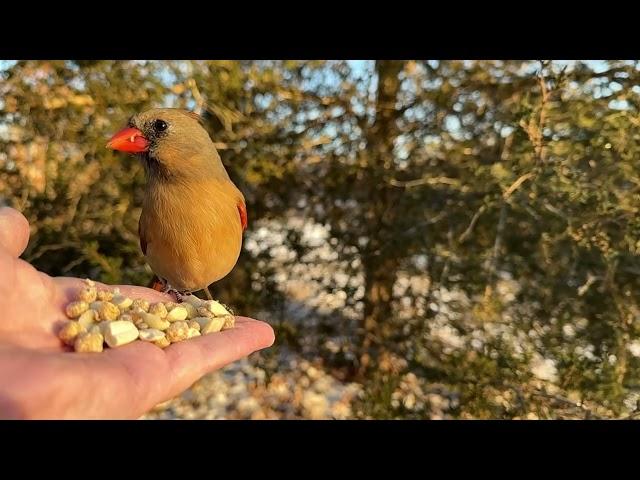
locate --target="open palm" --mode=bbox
[0,207,275,419]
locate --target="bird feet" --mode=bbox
[159,279,190,303]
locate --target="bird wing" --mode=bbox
[138,216,148,255]
[238,200,248,231]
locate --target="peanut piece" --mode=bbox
[77,309,96,329]
[222,315,235,330]
[65,301,89,319]
[129,307,147,321]
[78,286,97,303]
[96,290,114,302]
[74,332,104,353]
[163,301,179,311]
[154,337,171,349]
[149,303,168,318]
[58,321,86,345]
[89,325,102,335]
[131,298,150,312]
[197,307,214,318]
[103,321,139,348]
[90,301,103,321]
[139,328,166,342]
[166,306,188,322]
[188,320,201,331]
[187,328,201,339]
[98,301,120,322]
[165,321,189,342]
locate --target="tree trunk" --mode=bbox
[360,256,400,371]
[358,60,405,373]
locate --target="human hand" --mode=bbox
[0,206,274,419]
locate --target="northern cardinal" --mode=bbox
[106,108,247,301]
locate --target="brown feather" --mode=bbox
[138,218,147,255]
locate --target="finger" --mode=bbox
[110,284,174,303]
[52,277,174,304]
[0,207,30,258]
[163,317,275,398]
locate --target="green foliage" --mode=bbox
[2,60,640,418]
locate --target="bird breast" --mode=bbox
[141,179,243,292]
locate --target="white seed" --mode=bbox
[142,312,170,331]
[182,302,198,319]
[112,295,133,310]
[166,306,188,322]
[201,317,225,335]
[129,307,147,321]
[203,300,232,317]
[182,295,205,307]
[103,321,139,348]
[193,317,213,330]
[138,328,166,342]
[187,328,201,339]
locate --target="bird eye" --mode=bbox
[154,119,168,132]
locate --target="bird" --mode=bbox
[106,108,247,302]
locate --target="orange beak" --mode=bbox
[106,127,149,153]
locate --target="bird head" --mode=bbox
[107,108,225,179]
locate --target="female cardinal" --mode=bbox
[106,108,247,301]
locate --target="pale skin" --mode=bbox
[0,206,275,419]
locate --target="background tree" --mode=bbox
[2,59,640,419]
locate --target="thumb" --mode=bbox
[0,207,30,258]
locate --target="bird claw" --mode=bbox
[159,281,190,303]
[171,290,185,303]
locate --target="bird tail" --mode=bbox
[204,286,214,301]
